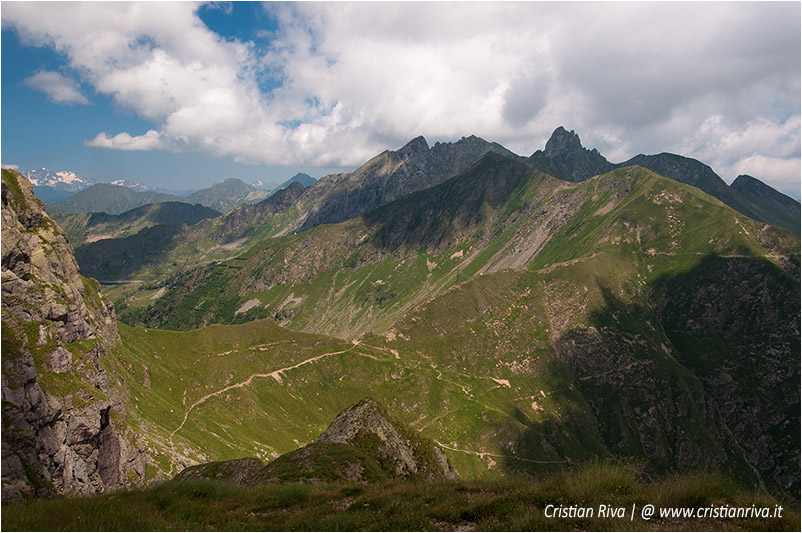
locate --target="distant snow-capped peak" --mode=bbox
[25,168,94,191]
[110,179,150,192]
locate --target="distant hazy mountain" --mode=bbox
[21,168,94,203]
[47,183,186,215]
[47,178,270,216]
[72,182,309,281]
[47,183,183,215]
[184,178,269,213]
[25,168,93,190]
[276,172,316,190]
[249,179,270,190]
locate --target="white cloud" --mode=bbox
[674,114,802,196]
[2,164,20,171]
[3,2,799,195]
[23,70,88,105]
[86,130,164,151]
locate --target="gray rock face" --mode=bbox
[317,397,459,480]
[1,169,147,502]
[297,135,520,232]
[528,126,615,182]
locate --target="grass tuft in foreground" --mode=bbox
[2,464,799,531]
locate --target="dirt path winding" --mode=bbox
[433,439,569,465]
[169,342,359,441]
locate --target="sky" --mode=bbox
[1,1,800,197]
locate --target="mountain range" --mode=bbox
[1,123,799,517]
[25,168,94,203]
[46,178,273,215]
[23,168,316,213]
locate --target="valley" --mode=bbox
[2,127,799,529]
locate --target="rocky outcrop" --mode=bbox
[1,169,147,502]
[314,397,458,480]
[173,397,458,485]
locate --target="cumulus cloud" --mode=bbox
[3,1,799,195]
[679,114,802,195]
[23,70,88,105]
[86,130,164,151]
[2,164,20,171]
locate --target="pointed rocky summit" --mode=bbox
[529,126,614,182]
[173,397,458,485]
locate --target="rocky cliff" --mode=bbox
[1,169,146,501]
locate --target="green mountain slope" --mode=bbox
[72,182,307,286]
[48,183,183,215]
[117,154,564,336]
[527,127,800,235]
[175,397,457,484]
[119,158,798,341]
[102,161,799,498]
[4,162,798,507]
[51,201,220,247]
[620,153,800,235]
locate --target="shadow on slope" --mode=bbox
[502,255,798,500]
[650,254,801,499]
[361,152,551,254]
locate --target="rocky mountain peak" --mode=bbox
[398,135,430,158]
[317,397,457,480]
[543,126,583,158]
[529,127,615,182]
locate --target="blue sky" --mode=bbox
[2,1,800,197]
[1,2,351,189]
